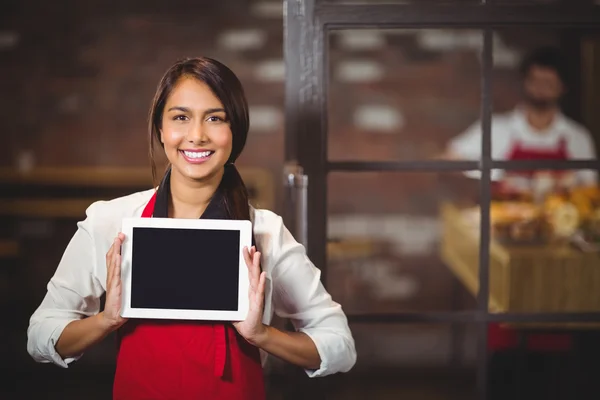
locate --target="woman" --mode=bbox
[27,57,356,399]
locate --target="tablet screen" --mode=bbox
[130,227,240,311]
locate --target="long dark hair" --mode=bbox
[148,57,251,221]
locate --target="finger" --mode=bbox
[114,259,122,311]
[106,259,114,292]
[244,253,257,294]
[252,251,261,281]
[106,240,116,268]
[243,246,253,267]
[111,240,120,284]
[256,271,266,308]
[248,261,258,293]
[106,241,118,289]
[247,251,260,293]
[107,236,121,266]
[114,254,121,281]
[111,254,121,295]
[107,256,116,294]
[108,269,115,293]
[115,233,125,255]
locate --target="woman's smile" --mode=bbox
[179,149,215,164]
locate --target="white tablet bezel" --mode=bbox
[120,217,251,322]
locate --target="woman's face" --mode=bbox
[160,77,233,183]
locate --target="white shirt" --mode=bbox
[449,107,598,184]
[27,189,357,378]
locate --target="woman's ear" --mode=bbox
[159,129,164,144]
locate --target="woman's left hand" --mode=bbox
[233,246,268,346]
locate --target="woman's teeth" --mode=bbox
[183,150,212,159]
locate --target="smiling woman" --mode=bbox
[26,57,356,400]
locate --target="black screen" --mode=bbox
[131,227,240,311]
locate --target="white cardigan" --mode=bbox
[27,189,356,377]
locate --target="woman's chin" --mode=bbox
[173,164,224,183]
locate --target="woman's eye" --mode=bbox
[207,116,224,123]
[173,115,188,121]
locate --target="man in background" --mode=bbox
[445,47,598,399]
[445,46,597,198]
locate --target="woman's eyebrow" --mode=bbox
[166,106,226,115]
[203,108,226,115]
[167,106,190,113]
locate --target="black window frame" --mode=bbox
[284,1,600,399]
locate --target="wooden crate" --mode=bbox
[440,202,600,315]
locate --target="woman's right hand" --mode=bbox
[102,233,128,332]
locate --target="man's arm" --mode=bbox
[567,128,598,186]
[442,120,483,160]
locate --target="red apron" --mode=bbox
[494,137,569,198]
[112,191,265,400]
[489,138,571,352]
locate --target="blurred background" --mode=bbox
[2,0,600,399]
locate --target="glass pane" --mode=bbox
[480,28,596,173]
[487,324,600,400]
[444,27,600,317]
[327,171,480,313]
[446,28,599,193]
[328,323,477,400]
[328,28,482,161]
[443,169,600,315]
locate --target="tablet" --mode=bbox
[120,217,252,322]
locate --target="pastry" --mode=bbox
[548,202,580,238]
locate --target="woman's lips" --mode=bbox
[180,149,214,164]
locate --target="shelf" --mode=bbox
[0,198,98,218]
[0,166,276,216]
[0,240,19,258]
[0,167,152,187]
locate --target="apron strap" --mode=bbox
[141,191,157,218]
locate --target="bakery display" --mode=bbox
[489,201,548,244]
[441,181,600,320]
[461,185,600,248]
[441,201,600,318]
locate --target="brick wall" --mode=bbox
[0,1,285,194]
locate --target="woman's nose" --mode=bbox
[186,122,208,144]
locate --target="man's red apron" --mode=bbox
[489,137,571,352]
[495,137,570,198]
[112,191,265,400]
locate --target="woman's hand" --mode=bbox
[233,246,267,346]
[101,233,128,332]
[232,246,322,369]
